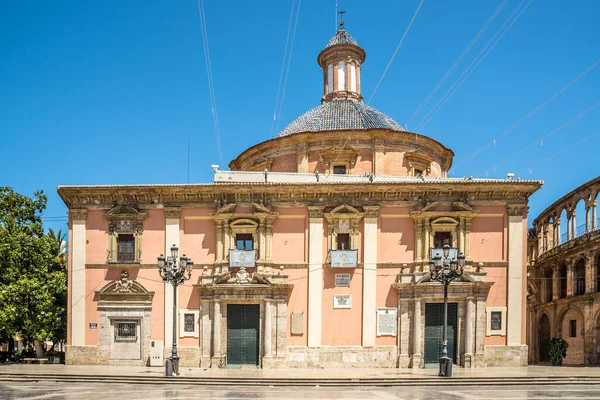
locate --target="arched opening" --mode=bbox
[539,314,550,362]
[337,61,345,91]
[575,198,586,238]
[545,268,553,302]
[560,209,568,244]
[574,258,586,296]
[560,264,567,298]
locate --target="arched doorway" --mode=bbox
[539,314,550,362]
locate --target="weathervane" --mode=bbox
[338,10,346,29]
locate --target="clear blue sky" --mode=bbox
[1,0,599,233]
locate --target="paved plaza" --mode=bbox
[2,381,600,399]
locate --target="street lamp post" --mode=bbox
[428,244,465,377]
[157,244,193,376]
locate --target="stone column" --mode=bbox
[507,205,525,346]
[555,219,561,246]
[424,221,431,256]
[200,300,211,367]
[215,220,224,263]
[465,220,472,258]
[592,202,598,230]
[552,265,560,301]
[276,301,287,357]
[474,298,486,367]
[415,219,423,261]
[398,297,410,368]
[164,207,181,354]
[211,300,221,365]
[70,210,87,348]
[572,211,577,238]
[586,253,595,294]
[586,206,591,233]
[308,207,325,347]
[363,207,379,347]
[459,218,466,255]
[266,220,274,262]
[566,259,574,297]
[465,297,475,366]
[411,298,422,369]
[264,300,273,358]
[258,222,266,262]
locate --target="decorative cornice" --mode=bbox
[164,206,181,220]
[507,204,527,217]
[308,206,325,219]
[69,209,87,222]
[363,206,380,219]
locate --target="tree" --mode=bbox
[0,187,67,355]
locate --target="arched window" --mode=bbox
[337,61,346,91]
[574,259,586,296]
[327,63,334,94]
[350,62,356,92]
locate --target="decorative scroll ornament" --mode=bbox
[113,270,135,293]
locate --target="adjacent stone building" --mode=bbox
[527,176,600,365]
[59,26,542,368]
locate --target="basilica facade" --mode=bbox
[59,27,541,368]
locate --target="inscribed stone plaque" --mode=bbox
[335,273,351,287]
[291,312,304,335]
[377,308,397,336]
[490,311,502,331]
[333,294,352,309]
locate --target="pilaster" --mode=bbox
[507,204,525,346]
[362,206,379,347]
[211,300,222,365]
[70,209,87,347]
[164,207,181,352]
[308,206,325,347]
[411,298,422,369]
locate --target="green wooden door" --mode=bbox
[227,304,259,365]
[424,303,457,365]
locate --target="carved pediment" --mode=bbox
[452,202,474,212]
[421,201,439,212]
[105,206,147,234]
[252,202,271,213]
[96,271,154,305]
[215,203,237,214]
[431,217,459,226]
[329,204,361,215]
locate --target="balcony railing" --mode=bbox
[228,249,257,268]
[107,250,141,264]
[328,250,358,268]
[559,218,600,245]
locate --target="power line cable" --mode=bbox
[196,0,224,166]
[367,0,425,105]
[455,57,600,168]
[405,0,508,128]
[481,100,600,176]
[414,0,532,131]
[273,0,302,135]
[268,0,297,139]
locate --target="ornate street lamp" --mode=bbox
[428,244,466,377]
[158,244,193,376]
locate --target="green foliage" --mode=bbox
[549,338,569,366]
[0,187,67,345]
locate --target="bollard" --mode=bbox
[165,357,173,376]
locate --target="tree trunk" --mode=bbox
[34,341,44,358]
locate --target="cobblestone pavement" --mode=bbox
[2,382,600,400]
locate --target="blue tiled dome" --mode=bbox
[326,29,359,48]
[277,99,405,137]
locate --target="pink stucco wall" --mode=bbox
[470,206,506,261]
[378,207,414,263]
[86,210,108,264]
[141,209,166,264]
[286,268,308,346]
[376,268,401,345]
[180,208,216,264]
[321,268,363,345]
[272,208,307,264]
[483,266,507,346]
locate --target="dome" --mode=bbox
[326,29,359,48]
[277,99,405,137]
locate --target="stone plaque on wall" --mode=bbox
[377,308,397,336]
[335,273,351,287]
[333,294,352,309]
[291,312,304,335]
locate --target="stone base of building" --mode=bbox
[484,345,528,367]
[285,346,398,368]
[66,345,149,366]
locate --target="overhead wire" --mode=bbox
[523,130,600,175]
[455,57,600,168]
[196,0,224,166]
[367,0,425,105]
[268,0,297,139]
[405,0,508,129]
[273,0,302,135]
[480,100,600,176]
[414,0,533,131]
